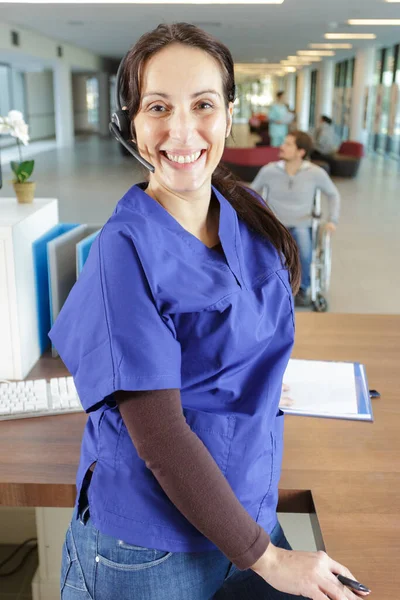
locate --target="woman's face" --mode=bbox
[133,43,233,197]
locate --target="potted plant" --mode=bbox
[0,110,35,204]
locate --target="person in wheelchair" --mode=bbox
[250,130,340,307]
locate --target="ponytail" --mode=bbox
[212,163,301,295]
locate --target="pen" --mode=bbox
[369,389,381,399]
[337,574,370,593]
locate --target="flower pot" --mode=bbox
[13,181,36,204]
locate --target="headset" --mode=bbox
[109,54,155,173]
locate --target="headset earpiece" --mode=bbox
[111,109,131,142]
[110,55,155,173]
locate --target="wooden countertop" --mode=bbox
[1,313,399,597]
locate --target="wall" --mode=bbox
[0,21,104,71]
[0,508,37,544]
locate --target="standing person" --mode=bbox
[268,91,293,147]
[311,115,338,162]
[50,23,365,600]
[251,131,340,307]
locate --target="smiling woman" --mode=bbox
[49,21,367,600]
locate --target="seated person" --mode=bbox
[250,131,340,307]
[311,115,338,162]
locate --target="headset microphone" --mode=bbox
[110,55,155,173]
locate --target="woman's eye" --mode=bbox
[149,105,166,113]
[198,102,213,110]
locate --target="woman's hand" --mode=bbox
[251,543,371,600]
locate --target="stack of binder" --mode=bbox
[32,224,101,354]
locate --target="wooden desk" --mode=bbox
[1,314,399,598]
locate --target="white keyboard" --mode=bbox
[0,377,83,421]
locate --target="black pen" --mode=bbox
[337,574,371,593]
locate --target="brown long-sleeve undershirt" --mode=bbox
[115,388,270,571]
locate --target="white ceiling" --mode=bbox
[1,0,400,67]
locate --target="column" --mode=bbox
[297,67,311,131]
[98,72,111,138]
[53,60,74,147]
[285,73,296,111]
[350,47,375,145]
[316,60,334,119]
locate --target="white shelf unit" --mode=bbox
[0,198,59,380]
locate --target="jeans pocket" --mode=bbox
[61,526,91,595]
[96,532,173,572]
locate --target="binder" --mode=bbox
[47,225,92,356]
[76,228,101,276]
[32,223,79,353]
[280,359,373,421]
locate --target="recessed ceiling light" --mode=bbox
[325,33,377,39]
[309,43,353,49]
[385,0,400,2]
[348,19,400,25]
[288,55,322,62]
[298,50,336,56]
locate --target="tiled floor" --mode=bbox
[1,126,399,313]
[0,544,38,600]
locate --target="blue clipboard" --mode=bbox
[280,360,374,422]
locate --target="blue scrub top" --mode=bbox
[269,103,290,145]
[49,183,295,553]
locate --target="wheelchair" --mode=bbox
[259,186,332,312]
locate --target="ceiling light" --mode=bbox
[385,0,400,2]
[309,43,353,49]
[288,56,322,63]
[284,67,296,73]
[287,55,315,61]
[348,19,400,26]
[298,50,336,56]
[325,33,377,39]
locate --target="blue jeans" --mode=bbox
[288,227,312,292]
[61,508,306,600]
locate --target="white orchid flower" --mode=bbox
[0,110,30,145]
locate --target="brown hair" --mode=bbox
[290,130,314,159]
[121,22,300,294]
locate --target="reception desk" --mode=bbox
[0,313,399,599]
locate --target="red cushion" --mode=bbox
[338,141,364,158]
[222,146,280,167]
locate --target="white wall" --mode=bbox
[0,508,37,544]
[25,70,55,141]
[0,20,104,71]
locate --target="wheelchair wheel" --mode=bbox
[319,229,332,294]
[312,293,328,313]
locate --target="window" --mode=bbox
[86,77,99,127]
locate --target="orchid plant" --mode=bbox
[0,110,34,184]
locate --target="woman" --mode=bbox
[311,115,338,163]
[50,23,368,600]
[268,92,293,147]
